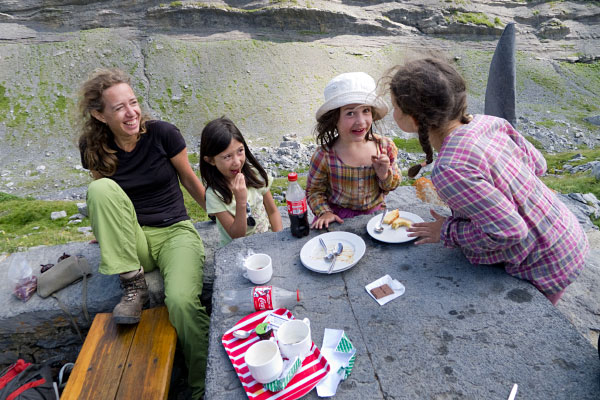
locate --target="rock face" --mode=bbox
[0,1,600,199]
[1,0,599,45]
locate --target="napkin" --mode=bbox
[365,274,405,305]
[316,329,356,397]
[263,356,301,392]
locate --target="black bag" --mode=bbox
[0,359,57,400]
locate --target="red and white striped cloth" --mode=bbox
[222,308,331,399]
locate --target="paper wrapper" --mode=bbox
[316,329,356,397]
[365,274,405,306]
[263,356,302,392]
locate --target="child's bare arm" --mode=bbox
[218,174,248,239]
[215,200,247,240]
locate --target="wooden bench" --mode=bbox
[61,306,177,400]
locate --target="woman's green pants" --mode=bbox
[87,178,209,398]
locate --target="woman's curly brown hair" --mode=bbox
[77,68,150,177]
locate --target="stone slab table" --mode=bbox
[206,203,600,399]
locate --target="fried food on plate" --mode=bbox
[383,209,399,225]
[391,216,412,229]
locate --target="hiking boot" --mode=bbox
[113,269,148,324]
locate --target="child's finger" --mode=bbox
[234,173,245,187]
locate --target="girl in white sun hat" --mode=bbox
[306,72,402,230]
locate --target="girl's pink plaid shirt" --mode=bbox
[434,115,588,295]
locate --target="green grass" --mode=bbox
[525,136,544,150]
[393,137,422,153]
[2,145,599,252]
[536,119,565,129]
[0,180,211,253]
[0,84,9,122]
[540,173,600,229]
[451,12,502,28]
[541,174,600,199]
[543,148,600,172]
[0,196,84,253]
[271,175,308,206]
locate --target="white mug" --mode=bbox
[243,253,273,284]
[276,318,312,359]
[244,338,283,384]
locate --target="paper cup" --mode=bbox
[245,339,283,384]
[276,318,312,359]
[244,253,273,284]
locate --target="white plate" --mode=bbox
[300,232,366,274]
[366,210,425,243]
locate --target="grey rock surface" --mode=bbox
[205,194,600,399]
[1,186,598,395]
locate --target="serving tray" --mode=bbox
[221,308,330,399]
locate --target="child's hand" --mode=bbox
[231,173,248,204]
[371,147,390,180]
[311,212,343,230]
[407,209,446,244]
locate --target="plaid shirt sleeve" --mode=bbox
[377,137,402,192]
[436,164,530,253]
[306,147,332,217]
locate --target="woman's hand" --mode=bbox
[311,212,343,230]
[371,147,390,180]
[407,209,446,245]
[231,173,248,205]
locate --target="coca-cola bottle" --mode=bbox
[222,286,301,315]
[286,172,310,238]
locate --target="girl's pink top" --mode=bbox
[434,115,588,295]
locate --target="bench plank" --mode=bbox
[61,306,177,400]
[116,306,177,400]
[61,313,136,400]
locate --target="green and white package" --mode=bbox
[263,356,301,392]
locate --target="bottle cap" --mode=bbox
[288,172,298,182]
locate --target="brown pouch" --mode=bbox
[37,256,92,298]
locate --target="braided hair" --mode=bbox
[389,58,472,178]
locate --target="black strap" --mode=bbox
[51,294,84,343]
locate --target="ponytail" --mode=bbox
[461,114,473,124]
[388,57,469,179]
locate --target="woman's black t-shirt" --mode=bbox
[81,120,190,227]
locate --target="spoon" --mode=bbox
[319,238,334,262]
[374,208,387,233]
[327,242,344,274]
[232,329,252,339]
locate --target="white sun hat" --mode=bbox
[315,72,388,121]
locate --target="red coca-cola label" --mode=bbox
[287,198,307,215]
[252,286,273,311]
